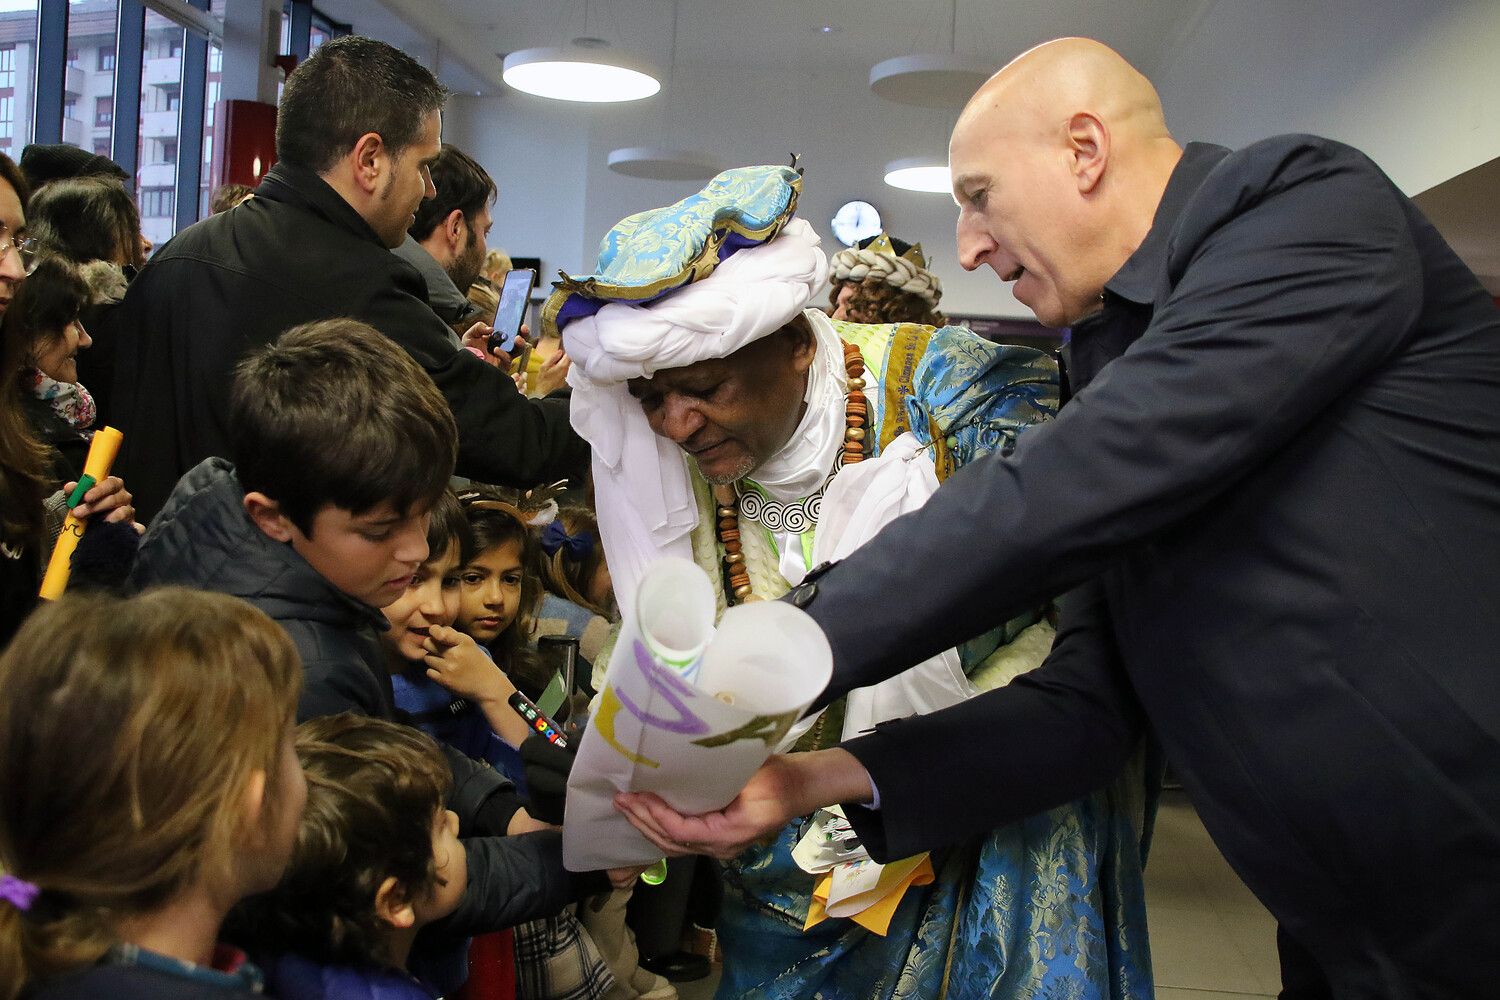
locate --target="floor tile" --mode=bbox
[1147,905,1268,995]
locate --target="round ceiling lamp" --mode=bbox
[503,40,661,103]
[869,53,993,108]
[884,157,951,194]
[607,147,721,181]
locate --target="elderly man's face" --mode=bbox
[950,121,1098,328]
[628,326,816,485]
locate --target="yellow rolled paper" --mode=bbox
[39,426,125,600]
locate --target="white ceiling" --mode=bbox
[318,0,1214,100]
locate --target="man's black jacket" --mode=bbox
[130,459,605,935]
[801,137,1500,996]
[107,162,587,519]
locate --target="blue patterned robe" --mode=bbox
[687,319,1156,1000]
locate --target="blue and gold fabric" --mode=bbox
[685,319,1155,1000]
[543,165,802,339]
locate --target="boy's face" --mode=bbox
[382,542,462,663]
[247,496,432,608]
[413,808,466,926]
[456,540,525,644]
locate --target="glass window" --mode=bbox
[63,0,117,153]
[0,5,37,159]
[92,138,109,156]
[137,8,184,249]
[200,40,220,219]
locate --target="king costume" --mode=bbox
[546,166,1154,1000]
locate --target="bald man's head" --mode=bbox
[948,38,1182,327]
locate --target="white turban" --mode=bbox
[564,218,829,617]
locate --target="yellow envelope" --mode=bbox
[802,854,935,937]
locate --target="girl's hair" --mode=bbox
[0,156,49,548]
[537,501,610,618]
[0,589,303,1000]
[229,714,450,969]
[425,489,473,567]
[5,254,90,361]
[26,176,144,269]
[828,276,946,327]
[458,486,548,697]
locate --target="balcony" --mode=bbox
[143,57,181,87]
[138,163,176,189]
[62,118,86,146]
[140,109,179,139]
[64,64,84,96]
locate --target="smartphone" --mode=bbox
[537,635,582,729]
[488,267,538,357]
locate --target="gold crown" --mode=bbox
[867,232,928,270]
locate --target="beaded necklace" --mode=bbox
[713,341,867,605]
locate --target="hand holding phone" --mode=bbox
[489,268,538,358]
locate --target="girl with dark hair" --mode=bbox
[534,500,616,675]
[6,254,95,481]
[26,175,146,425]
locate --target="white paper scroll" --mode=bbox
[562,557,833,870]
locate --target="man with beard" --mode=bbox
[552,165,1153,1000]
[107,36,585,520]
[395,143,493,331]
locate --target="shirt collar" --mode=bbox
[1104,142,1231,305]
[256,161,389,250]
[107,942,265,994]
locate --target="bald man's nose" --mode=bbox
[956,215,995,272]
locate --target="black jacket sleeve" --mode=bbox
[432,831,611,937]
[804,139,1423,699]
[440,743,524,836]
[839,581,1144,861]
[362,285,590,488]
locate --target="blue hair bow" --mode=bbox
[541,521,595,561]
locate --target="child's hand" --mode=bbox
[423,625,517,706]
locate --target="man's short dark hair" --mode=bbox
[408,144,496,243]
[276,35,449,174]
[228,318,458,535]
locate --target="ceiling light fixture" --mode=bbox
[883,157,951,194]
[868,1,992,108]
[607,1,719,181]
[503,37,660,103]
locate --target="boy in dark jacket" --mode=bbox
[131,319,622,945]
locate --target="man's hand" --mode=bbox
[423,624,514,706]
[462,321,533,372]
[531,349,571,396]
[66,475,144,534]
[613,749,875,860]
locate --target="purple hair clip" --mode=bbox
[0,874,39,911]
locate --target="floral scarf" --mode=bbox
[26,367,96,431]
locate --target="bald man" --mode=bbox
[618,38,1500,999]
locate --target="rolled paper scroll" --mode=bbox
[39,426,124,601]
[562,557,832,870]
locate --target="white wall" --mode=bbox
[449,0,1500,321]
[1155,0,1500,196]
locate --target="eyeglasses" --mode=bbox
[0,236,37,272]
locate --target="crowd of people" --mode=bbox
[1,28,1497,1000]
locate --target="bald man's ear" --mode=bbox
[1066,113,1108,195]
